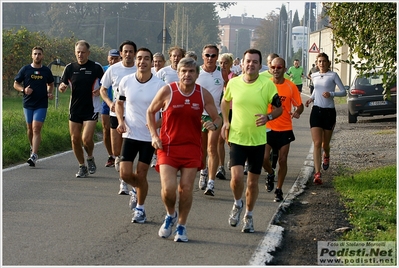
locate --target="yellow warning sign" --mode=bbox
[309,43,320,53]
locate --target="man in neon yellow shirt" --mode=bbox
[287,59,304,92]
[260,53,290,79]
[221,49,283,233]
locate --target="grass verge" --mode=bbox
[333,165,397,241]
[3,92,102,168]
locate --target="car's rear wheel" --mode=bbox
[348,110,357,123]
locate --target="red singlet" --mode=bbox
[156,82,204,171]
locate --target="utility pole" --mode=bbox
[162,3,166,55]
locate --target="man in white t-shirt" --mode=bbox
[116,48,165,224]
[100,40,137,195]
[155,46,185,84]
[196,44,225,196]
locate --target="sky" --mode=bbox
[216,1,311,19]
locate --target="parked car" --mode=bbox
[346,73,396,123]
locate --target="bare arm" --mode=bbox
[47,82,55,100]
[59,82,68,93]
[220,97,231,140]
[100,85,114,111]
[202,88,222,131]
[147,85,170,150]
[115,99,126,134]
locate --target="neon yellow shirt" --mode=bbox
[260,70,290,80]
[224,75,278,146]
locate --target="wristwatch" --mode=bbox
[267,114,273,121]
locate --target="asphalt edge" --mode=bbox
[248,143,315,266]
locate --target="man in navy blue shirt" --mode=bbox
[14,46,55,167]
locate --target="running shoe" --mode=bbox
[244,162,248,175]
[265,171,275,192]
[118,179,129,195]
[150,154,157,168]
[105,156,115,167]
[128,187,138,210]
[159,212,178,238]
[27,153,38,167]
[216,166,226,180]
[87,157,97,174]
[322,154,330,170]
[114,156,121,172]
[174,225,188,242]
[313,172,322,185]
[132,208,146,223]
[241,215,254,233]
[228,201,243,227]
[274,188,283,202]
[76,165,89,178]
[204,180,214,196]
[198,169,208,190]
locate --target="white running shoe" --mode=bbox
[158,212,178,238]
[132,208,146,224]
[228,201,243,227]
[150,154,157,168]
[27,153,38,167]
[241,215,254,233]
[128,188,138,210]
[174,224,188,242]
[118,179,129,195]
[198,169,208,190]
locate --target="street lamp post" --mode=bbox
[235,29,239,58]
[276,7,281,55]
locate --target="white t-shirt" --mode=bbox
[93,77,101,113]
[100,61,137,116]
[119,73,165,141]
[156,65,179,84]
[196,66,224,115]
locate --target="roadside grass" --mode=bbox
[333,165,396,241]
[3,92,102,168]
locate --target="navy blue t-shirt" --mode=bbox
[14,64,55,109]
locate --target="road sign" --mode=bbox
[309,43,320,53]
[157,28,171,44]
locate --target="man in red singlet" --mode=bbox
[147,57,221,242]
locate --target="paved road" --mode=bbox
[3,94,313,266]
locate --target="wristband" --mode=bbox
[213,123,218,130]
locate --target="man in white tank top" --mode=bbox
[195,44,225,196]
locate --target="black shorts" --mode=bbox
[309,105,336,130]
[296,84,303,92]
[120,138,154,165]
[267,130,295,150]
[110,115,119,129]
[69,112,98,124]
[230,143,265,175]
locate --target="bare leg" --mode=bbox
[69,121,84,165]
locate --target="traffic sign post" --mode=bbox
[309,43,320,53]
[48,59,66,109]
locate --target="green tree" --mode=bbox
[292,10,300,27]
[323,2,397,99]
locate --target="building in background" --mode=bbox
[218,14,262,58]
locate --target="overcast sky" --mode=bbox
[216,1,318,19]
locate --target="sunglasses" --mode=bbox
[205,53,217,58]
[271,65,284,70]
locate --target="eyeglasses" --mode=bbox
[205,53,217,58]
[271,65,284,70]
